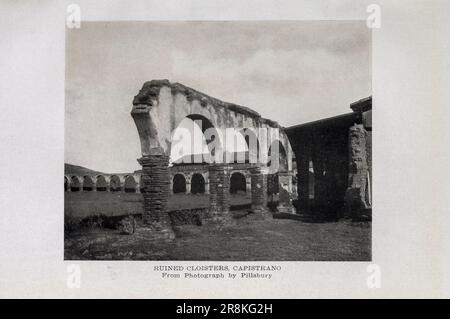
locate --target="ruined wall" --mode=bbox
[287,124,350,216]
[366,130,372,206]
[132,80,294,172]
[345,124,371,217]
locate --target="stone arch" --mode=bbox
[132,81,226,159]
[190,173,205,194]
[110,175,121,192]
[267,140,288,173]
[308,159,315,199]
[70,176,81,192]
[230,172,246,194]
[131,80,294,227]
[172,174,187,194]
[83,175,94,191]
[96,175,107,191]
[239,128,260,164]
[124,175,137,193]
[268,140,295,213]
[64,176,69,192]
[171,113,224,164]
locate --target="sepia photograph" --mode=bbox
[64,21,372,261]
[1,0,450,301]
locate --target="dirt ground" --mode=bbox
[65,216,371,261]
[64,192,371,261]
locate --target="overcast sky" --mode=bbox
[65,21,371,173]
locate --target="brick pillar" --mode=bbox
[205,181,210,194]
[186,180,191,194]
[296,154,310,212]
[138,155,174,239]
[345,124,370,218]
[249,166,270,218]
[208,164,232,224]
[246,178,252,193]
[277,171,295,214]
[169,175,174,195]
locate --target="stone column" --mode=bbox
[345,124,370,218]
[296,154,310,212]
[249,166,270,218]
[277,171,295,214]
[205,180,210,194]
[169,175,174,195]
[186,180,191,194]
[246,178,252,193]
[138,155,174,239]
[208,164,232,224]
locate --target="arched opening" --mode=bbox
[190,173,205,194]
[267,173,279,195]
[267,173,279,206]
[96,175,107,191]
[64,176,69,192]
[139,175,145,193]
[230,172,246,194]
[239,128,260,164]
[170,114,224,165]
[308,159,315,200]
[70,176,81,192]
[222,128,249,164]
[267,140,288,173]
[83,176,94,191]
[124,176,137,193]
[110,175,121,192]
[172,174,187,194]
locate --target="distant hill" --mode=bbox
[65,163,106,176]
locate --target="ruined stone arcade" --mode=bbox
[130,80,296,235]
[65,81,371,233]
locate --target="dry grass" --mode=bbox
[64,192,371,261]
[169,219,371,261]
[65,192,253,219]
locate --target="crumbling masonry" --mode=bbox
[285,96,372,219]
[130,80,295,236]
[65,84,371,226]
